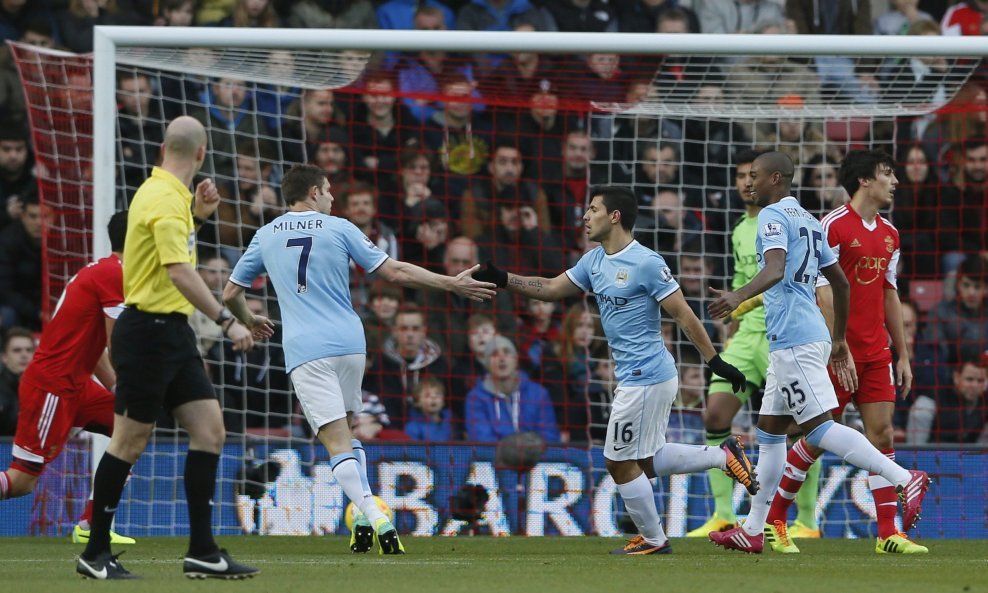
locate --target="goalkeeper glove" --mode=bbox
[730,294,763,320]
[474,261,508,288]
[709,354,747,394]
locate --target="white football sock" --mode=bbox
[331,454,386,525]
[741,431,788,536]
[652,443,726,476]
[351,438,373,498]
[616,473,667,547]
[810,422,910,486]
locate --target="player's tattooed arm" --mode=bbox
[505,272,582,301]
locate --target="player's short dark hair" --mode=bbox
[591,185,637,231]
[281,164,326,206]
[107,210,128,253]
[734,148,760,168]
[838,149,895,197]
[957,254,987,284]
[2,326,34,353]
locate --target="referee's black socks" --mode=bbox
[82,452,133,560]
[185,450,220,558]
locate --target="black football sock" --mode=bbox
[82,453,132,560]
[185,450,220,558]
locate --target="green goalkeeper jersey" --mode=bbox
[731,213,766,333]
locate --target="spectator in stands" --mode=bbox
[189,77,259,178]
[724,21,822,106]
[799,153,849,217]
[362,280,402,355]
[400,198,449,272]
[940,136,988,260]
[340,181,399,310]
[0,0,58,44]
[874,0,933,35]
[677,253,721,345]
[786,0,871,35]
[210,0,280,27]
[461,141,552,239]
[207,139,280,260]
[364,304,451,427]
[377,0,455,30]
[618,0,699,34]
[0,189,41,330]
[0,326,34,435]
[878,19,952,108]
[479,22,558,101]
[0,120,33,230]
[456,0,551,33]
[254,50,302,135]
[311,125,352,186]
[676,349,706,408]
[519,298,559,375]
[423,236,515,362]
[919,82,986,174]
[350,71,418,191]
[753,99,836,181]
[352,392,410,441]
[696,0,784,34]
[451,312,496,410]
[404,377,454,441]
[544,129,592,249]
[378,147,440,229]
[941,0,988,37]
[284,0,376,29]
[420,74,491,179]
[891,143,940,276]
[188,255,230,359]
[282,88,347,165]
[156,0,195,26]
[682,83,749,193]
[476,195,564,279]
[921,255,988,379]
[542,304,606,442]
[465,334,560,443]
[574,53,627,104]
[397,7,480,123]
[117,70,164,202]
[513,89,579,191]
[0,17,56,127]
[218,292,290,435]
[544,0,616,33]
[57,0,142,53]
[635,187,704,258]
[907,358,988,444]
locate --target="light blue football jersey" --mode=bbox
[230,211,388,372]
[756,197,837,352]
[565,240,679,386]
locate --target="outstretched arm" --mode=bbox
[374,259,496,302]
[473,261,582,302]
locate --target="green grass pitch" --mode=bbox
[2,537,985,593]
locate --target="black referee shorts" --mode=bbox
[112,307,217,423]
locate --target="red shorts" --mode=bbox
[829,358,895,419]
[12,379,114,476]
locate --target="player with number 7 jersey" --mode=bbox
[707,152,929,555]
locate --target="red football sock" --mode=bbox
[766,439,820,524]
[869,449,900,539]
[79,498,94,526]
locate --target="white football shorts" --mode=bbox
[604,377,678,462]
[290,353,366,433]
[760,341,838,424]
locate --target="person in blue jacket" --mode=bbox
[465,335,560,443]
[405,377,455,441]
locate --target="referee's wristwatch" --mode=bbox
[214,307,234,326]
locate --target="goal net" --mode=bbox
[8,28,988,539]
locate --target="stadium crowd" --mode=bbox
[0,0,986,447]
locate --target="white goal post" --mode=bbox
[90,26,988,258]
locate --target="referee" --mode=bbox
[77,116,272,580]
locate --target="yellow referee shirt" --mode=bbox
[123,166,197,315]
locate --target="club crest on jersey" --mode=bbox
[763,223,782,237]
[884,235,894,253]
[615,268,629,287]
